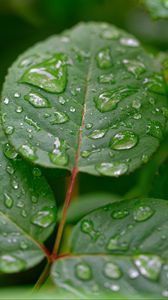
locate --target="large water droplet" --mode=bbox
[110,131,138,150]
[4,193,13,209]
[19,144,37,161]
[31,207,55,228]
[24,92,50,108]
[75,262,92,281]
[49,137,68,166]
[133,205,154,222]
[96,162,128,177]
[104,262,122,279]
[0,255,25,273]
[20,53,67,93]
[95,87,136,112]
[96,48,112,69]
[123,59,146,78]
[89,129,107,140]
[134,254,162,281]
[50,111,69,124]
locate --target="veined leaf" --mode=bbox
[51,198,168,297]
[0,126,57,273]
[143,0,168,19]
[1,23,168,176]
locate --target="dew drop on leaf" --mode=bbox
[24,92,50,108]
[81,220,94,233]
[49,137,68,166]
[96,48,112,69]
[4,126,14,136]
[107,235,128,251]
[147,121,163,139]
[3,143,18,160]
[104,262,122,279]
[101,28,120,40]
[133,206,154,222]
[19,144,38,161]
[99,73,115,84]
[4,193,13,209]
[31,207,55,228]
[50,111,69,124]
[20,53,67,93]
[111,209,129,219]
[120,37,140,47]
[75,262,92,281]
[0,255,25,273]
[96,162,128,177]
[123,59,146,78]
[88,129,107,140]
[134,254,162,281]
[110,130,138,150]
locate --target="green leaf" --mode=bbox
[143,0,168,19]
[0,126,57,273]
[1,23,168,176]
[51,198,168,297]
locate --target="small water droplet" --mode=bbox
[95,87,136,112]
[96,162,128,177]
[49,137,68,166]
[112,209,129,219]
[81,150,92,158]
[0,255,25,273]
[4,193,13,209]
[20,53,67,93]
[96,48,112,69]
[19,144,37,161]
[144,73,166,95]
[4,98,9,105]
[4,126,14,135]
[104,262,122,279]
[75,262,92,281]
[3,144,18,160]
[107,235,128,251]
[25,116,41,131]
[81,220,94,233]
[120,37,140,47]
[85,123,93,130]
[132,99,141,109]
[16,106,23,113]
[128,268,139,279]
[147,121,163,140]
[70,106,76,113]
[14,92,20,98]
[12,179,19,190]
[133,205,154,222]
[111,130,138,150]
[20,241,28,250]
[134,254,162,281]
[99,73,115,84]
[50,111,69,124]
[31,207,55,228]
[24,92,50,108]
[6,164,15,175]
[123,59,146,78]
[89,129,107,140]
[59,96,66,105]
[101,28,120,40]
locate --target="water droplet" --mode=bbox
[16,106,23,113]
[20,53,67,93]
[0,255,25,273]
[101,28,120,40]
[144,73,166,95]
[20,241,28,250]
[49,137,68,166]
[24,92,50,108]
[31,207,55,228]
[11,179,19,190]
[14,92,20,98]
[4,193,13,209]
[76,262,92,281]
[95,87,136,112]
[134,254,162,281]
[70,106,76,113]
[132,99,141,109]
[4,97,9,105]
[19,144,37,161]
[50,111,69,124]
[6,164,15,175]
[112,209,129,219]
[104,262,122,279]
[89,129,107,140]
[111,131,138,150]
[133,113,142,120]
[107,235,128,251]
[85,123,93,130]
[133,205,154,222]
[3,143,18,160]
[81,220,94,233]
[96,162,128,177]
[96,48,112,69]
[59,96,66,105]
[25,116,41,131]
[81,150,92,158]
[4,126,14,135]
[147,121,163,140]
[128,269,139,279]
[99,73,115,84]
[120,37,140,47]
[123,59,146,78]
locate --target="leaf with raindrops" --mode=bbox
[1,22,168,177]
[143,0,168,19]
[51,198,168,297]
[0,125,57,273]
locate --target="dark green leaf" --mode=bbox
[1,23,168,176]
[143,0,168,19]
[0,126,56,273]
[51,198,168,297]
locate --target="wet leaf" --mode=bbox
[51,198,168,297]
[1,23,168,176]
[143,0,168,19]
[0,126,57,273]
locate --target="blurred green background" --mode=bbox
[1,0,168,291]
